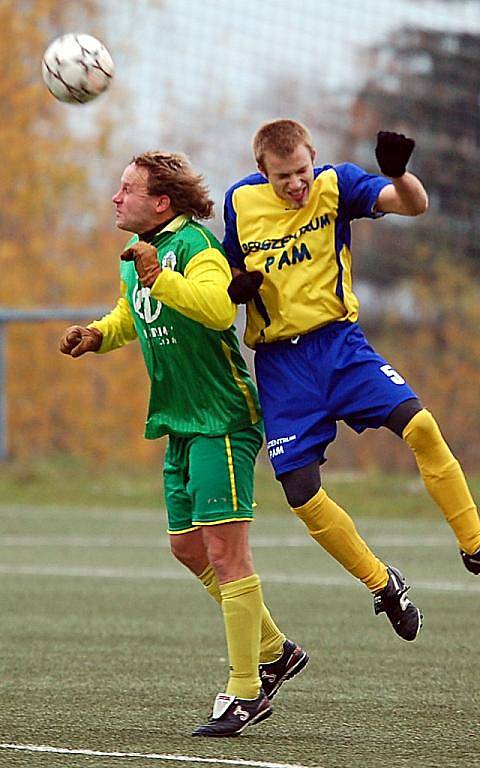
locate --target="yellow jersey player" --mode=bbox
[223,120,480,641]
[59,151,308,737]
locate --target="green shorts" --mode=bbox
[164,421,263,534]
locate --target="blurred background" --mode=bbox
[1,0,479,481]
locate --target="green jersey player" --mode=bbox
[59,151,308,737]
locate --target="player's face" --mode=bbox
[112,164,164,233]
[260,144,316,208]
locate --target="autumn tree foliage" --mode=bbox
[346,26,480,282]
[311,24,480,473]
[2,3,479,475]
[1,0,159,466]
[326,258,480,474]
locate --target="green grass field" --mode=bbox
[1,464,479,768]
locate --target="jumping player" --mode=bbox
[223,121,480,641]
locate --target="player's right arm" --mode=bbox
[59,281,137,358]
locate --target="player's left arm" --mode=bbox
[122,241,236,330]
[374,131,429,217]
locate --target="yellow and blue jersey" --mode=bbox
[223,163,390,348]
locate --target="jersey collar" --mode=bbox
[140,214,190,243]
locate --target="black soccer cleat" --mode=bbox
[192,689,272,737]
[460,547,480,575]
[373,566,423,641]
[259,639,309,700]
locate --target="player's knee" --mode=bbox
[385,397,423,436]
[403,408,460,479]
[284,486,315,508]
[204,528,253,582]
[169,534,203,571]
[280,464,321,508]
[169,535,190,564]
[402,408,443,452]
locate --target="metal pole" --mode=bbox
[0,323,6,460]
[0,307,109,462]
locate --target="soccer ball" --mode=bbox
[42,33,114,104]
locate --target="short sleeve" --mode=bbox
[222,187,245,270]
[335,162,391,220]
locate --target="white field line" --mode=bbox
[0,562,478,594]
[0,743,319,768]
[0,534,453,548]
[0,505,158,521]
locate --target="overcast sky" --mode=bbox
[67,0,479,200]
[104,0,480,105]
[91,0,478,158]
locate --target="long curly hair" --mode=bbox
[132,151,215,220]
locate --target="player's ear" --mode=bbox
[156,194,171,213]
[257,162,268,179]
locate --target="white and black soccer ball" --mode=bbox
[42,33,114,104]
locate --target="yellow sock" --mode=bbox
[258,605,286,664]
[199,563,222,602]
[293,488,388,592]
[403,409,480,555]
[220,574,263,699]
[199,565,285,663]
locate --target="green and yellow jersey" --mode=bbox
[223,163,390,348]
[89,215,260,439]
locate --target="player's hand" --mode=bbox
[228,271,263,303]
[59,325,103,358]
[121,241,161,288]
[375,131,415,178]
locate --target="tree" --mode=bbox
[1,0,159,466]
[344,26,480,282]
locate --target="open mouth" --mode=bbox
[288,188,307,204]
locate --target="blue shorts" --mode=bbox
[254,321,418,477]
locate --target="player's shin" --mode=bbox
[220,574,263,699]
[199,564,285,663]
[403,409,480,555]
[292,488,388,592]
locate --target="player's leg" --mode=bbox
[169,528,209,575]
[165,425,298,658]
[281,462,422,640]
[255,324,422,640]
[201,520,262,695]
[188,426,307,736]
[385,400,480,572]
[164,435,269,736]
[165,434,305,694]
[333,329,431,638]
[281,461,387,589]
[169,517,265,701]
[256,330,388,593]
[170,529,305,700]
[194,532,269,733]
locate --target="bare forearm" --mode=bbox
[377,173,428,216]
[391,173,428,215]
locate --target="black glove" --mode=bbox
[228,271,263,304]
[375,131,415,178]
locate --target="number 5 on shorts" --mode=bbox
[380,364,405,385]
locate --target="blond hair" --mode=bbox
[253,119,315,167]
[132,151,214,220]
